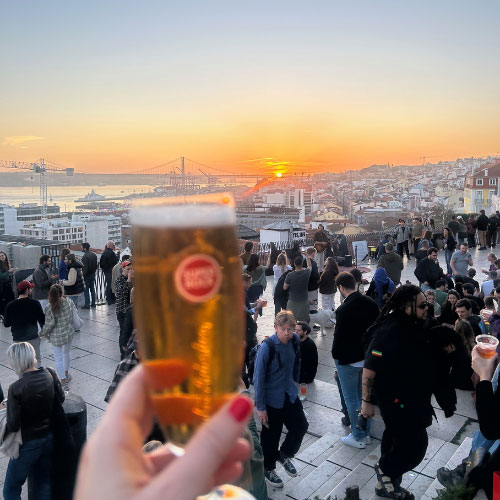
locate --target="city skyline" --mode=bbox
[2,1,500,174]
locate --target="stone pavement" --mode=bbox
[0,247,494,497]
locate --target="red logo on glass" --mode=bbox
[175,254,222,303]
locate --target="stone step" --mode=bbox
[420,437,473,500]
[295,432,340,465]
[327,439,381,471]
[325,463,376,499]
[288,461,343,500]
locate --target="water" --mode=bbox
[0,185,153,211]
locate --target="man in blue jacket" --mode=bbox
[254,310,308,488]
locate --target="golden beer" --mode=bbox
[131,194,245,445]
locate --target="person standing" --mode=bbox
[111,254,130,297]
[3,281,45,367]
[412,217,425,256]
[304,247,320,314]
[486,213,498,249]
[62,254,85,309]
[58,248,71,281]
[254,311,308,488]
[313,224,330,270]
[81,242,98,309]
[2,342,65,500]
[0,251,15,321]
[476,210,489,250]
[443,227,457,275]
[318,257,339,311]
[414,247,444,291]
[333,272,379,448]
[447,216,460,244]
[100,241,118,305]
[466,215,477,248]
[377,243,404,285]
[450,243,473,278]
[361,285,456,499]
[41,284,78,386]
[240,241,254,266]
[296,321,318,384]
[32,255,57,311]
[394,219,411,259]
[115,261,133,336]
[284,256,311,322]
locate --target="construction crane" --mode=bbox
[419,155,443,165]
[0,158,74,216]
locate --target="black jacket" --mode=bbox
[332,292,379,364]
[300,337,318,384]
[3,298,45,341]
[81,250,98,276]
[414,258,444,288]
[305,259,320,291]
[64,261,85,296]
[488,216,498,233]
[6,367,65,442]
[100,248,118,271]
[476,214,489,231]
[364,314,456,430]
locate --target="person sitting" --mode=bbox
[481,271,497,298]
[375,234,392,260]
[464,268,480,294]
[414,247,444,291]
[449,319,475,390]
[455,298,486,337]
[425,289,441,317]
[414,239,429,263]
[434,279,449,307]
[439,290,460,327]
[366,268,395,308]
[462,283,485,314]
[480,296,498,322]
[377,243,404,285]
[296,321,318,384]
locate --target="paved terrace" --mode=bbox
[0,248,494,498]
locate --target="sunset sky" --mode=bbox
[2,1,500,175]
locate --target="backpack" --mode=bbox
[247,335,300,385]
[273,270,292,302]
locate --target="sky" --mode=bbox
[1,1,500,175]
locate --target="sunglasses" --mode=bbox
[417,302,429,310]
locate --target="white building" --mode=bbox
[72,214,122,248]
[20,219,84,243]
[259,221,306,245]
[0,204,24,235]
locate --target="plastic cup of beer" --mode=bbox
[300,383,307,401]
[475,335,499,359]
[131,193,245,449]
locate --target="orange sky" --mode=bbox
[2,2,500,175]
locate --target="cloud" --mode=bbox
[2,136,46,148]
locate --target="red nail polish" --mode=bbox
[228,396,252,422]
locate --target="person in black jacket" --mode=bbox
[333,272,379,449]
[3,281,45,367]
[414,247,444,290]
[3,342,65,500]
[297,321,318,384]
[273,269,291,316]
[81,242,98,309]
[476,210,489,250]
[100,241,118,305]
[362,285,456,500]
[486,214,498,249]
[304,247,320,314]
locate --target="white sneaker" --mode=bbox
[341,433,366,449]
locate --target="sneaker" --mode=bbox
[278,457,297,477]
[341,433,366,449]
[365,435,371,445]
[265,470,284,488]
[341,415,351,427]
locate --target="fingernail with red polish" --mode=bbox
[228,396,252,422]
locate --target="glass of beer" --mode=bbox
[299,383,307,401]
[131,193,244,449]
[475,334,499,359]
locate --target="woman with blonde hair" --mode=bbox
[41,284,77,386]
[272,252,291,294]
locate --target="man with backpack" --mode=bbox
[253,310,308,488]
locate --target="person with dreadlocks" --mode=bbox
[361,285,457,500]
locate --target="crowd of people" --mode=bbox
[0,222,499,500]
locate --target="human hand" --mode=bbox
[257,410,268,428]
[74,365,253,500]
[361,401,375,419]
[471,345,497,381]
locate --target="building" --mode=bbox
[15,203,61,222]
[20,219,85,244]
[0,204,23,235]
[259,221,306,245]
[236,206,300,230]
[72,214,122,248]
[463,160,500,214]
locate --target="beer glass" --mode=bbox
[131,193,245,448]
[475,334,499,359]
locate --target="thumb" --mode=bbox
[145,395,253,500]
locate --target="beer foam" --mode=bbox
[131,203,236,227]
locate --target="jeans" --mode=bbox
[52,341,72,379]
[3,433,53,500]
[320,293,335,311]
[397,241,410,259]
[335,361,371,441]
[260,394,308,470]
[84,273,96,306]
[445,249,453,275]
[104,270,115,304]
